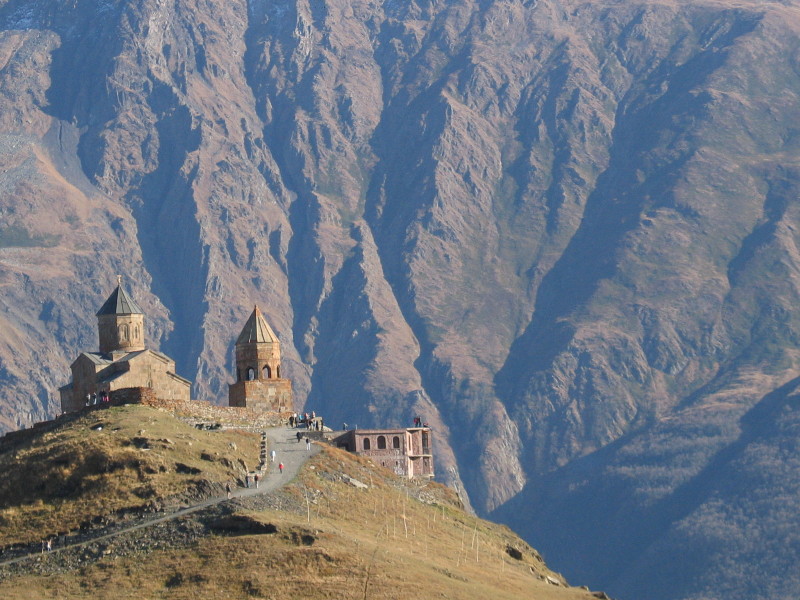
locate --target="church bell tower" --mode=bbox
[228,306,293,412]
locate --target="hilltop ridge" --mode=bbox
[0,405,603,599]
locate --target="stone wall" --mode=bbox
[61,350,191,415]
[67,356,107,411]
[1,390,289,450]
[228,378,292,412]
[107,352,190,402]
[94,387,289,429]
[110,387,156,405]
[139,394,289,430]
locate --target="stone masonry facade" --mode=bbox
[229,378,292,412]
[228,306,293,412]
[59,283,191,413]
[333,427,434,478]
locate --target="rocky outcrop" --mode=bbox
[2,1,800,598]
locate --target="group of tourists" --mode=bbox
[288,411,324,431]
[244,473,261,489]
[84,391,111,407]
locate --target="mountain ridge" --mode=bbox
[2,0,800,597]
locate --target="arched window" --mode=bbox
[123,324,129,340]
[377,436,387,450]
[247,367,255,381]
[263,365,272,379]
[392,436,400,449]
[134,326,140,340]
[276,366,281,378]
[363,438,371,451]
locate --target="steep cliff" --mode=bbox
[1,0,800,598]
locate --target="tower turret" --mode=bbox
[234,305,281,381]
[96,279,145,356]
[229,305,292,411]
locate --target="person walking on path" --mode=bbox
[254,474,260,489]
[278,462,284,474]
[0,428,325,571]
[245,474,251,488]
[270,449,276,463]
[225,482,232,499]
[296,431,302,442]
[305,437,311,451]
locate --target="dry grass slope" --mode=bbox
[0,407,599,599]
[0,405,259,547]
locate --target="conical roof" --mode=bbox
[96,284,143,316]
[236,305,279,345]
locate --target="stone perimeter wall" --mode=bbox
[136,392,289,429]
[72,388,288,429]
[0,388,288,453]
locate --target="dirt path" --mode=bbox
[0,426,319,569]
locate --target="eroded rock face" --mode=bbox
[2,1,800,597]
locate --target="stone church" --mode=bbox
[59,281,191,413]
[228,306,293,412]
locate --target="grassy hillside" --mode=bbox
[0,406,601,599]
[0,405,259,547]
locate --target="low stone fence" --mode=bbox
[110,387,157,406]
[0,389,291,446]
[136,393,289,430]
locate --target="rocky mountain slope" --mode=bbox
[1,0,800,597]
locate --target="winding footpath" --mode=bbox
[0,426,320,569]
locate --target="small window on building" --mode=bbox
[392,436,400,449]
[263,365,272,379]
[123,324,129,340]
[363,438,371,451]
[377,436,387,450]
[277,366,281,378]
[134,326,140,340]
[247,367,255,381]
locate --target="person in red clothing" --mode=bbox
[279,462,284,474]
